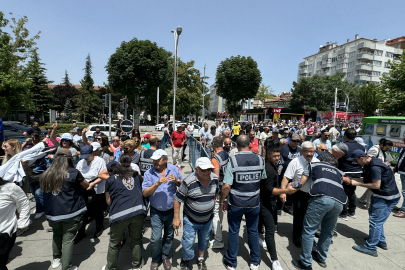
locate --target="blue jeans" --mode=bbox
[224,205,260,268]
[150,207,174,263]
[300,196,343,267]
[181,216,212,261]
[400,174,405,211]
[364,195,400,251]
[29,182,44,213]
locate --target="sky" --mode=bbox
[1,0,404,95]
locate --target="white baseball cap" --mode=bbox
[61,133,73,141]
[91,142,102,151]
[195,157,214,170]
[151,149,168,160]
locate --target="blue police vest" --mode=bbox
[397,149,405,174]
[213,150,229,185]
[309,162,347,204]
[107,174,147,226]
[338,140,365,174]
[43,168,87,222]
[140,149,155,176]
[364,158,400,200]
[228,152,265,208]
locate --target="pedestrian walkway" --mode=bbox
[6,159,405,270]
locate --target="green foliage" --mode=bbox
[45,123,87,134]
[62,70,71,85]
[74,54,101,123]
[106,38,171,125]
[0,12,40,117]
[216,55,262,118]
[63,98,73,122]
[255,83,274,105]
[290,73,356,111]
[379,51,405,115]
[52,84,78,110]
[27,48,54,111]
[350,83,380,116]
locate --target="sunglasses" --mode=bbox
[200,168,212,172]
[319,149,327,152]
[97,138,102,140]
[291,140,300,143]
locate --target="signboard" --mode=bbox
[272,108,282,114]
[389,141,405,165]
[263,108,269,114]
[120,120,134,134]
[317,111,364,122]
[378,119,405,125]
[242,109,247,114]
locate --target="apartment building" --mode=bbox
[208,83,225,115]
[297,34,403,85]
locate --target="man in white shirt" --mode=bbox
[187,122,194,135]
[199,123,209,143]
[279,141,320,248]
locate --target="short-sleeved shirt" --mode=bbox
[205,133,214,149]
[280,144,302,165]
[174,172,218,224]
[142,163,184,211]
[199,128,209,140]
[76,156,107,194]
[171,131,186,148]
[233,125,240,135]
[260,132,271,141]
[313,138,332,150]
[284,155,320,193]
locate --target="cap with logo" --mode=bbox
[61,133,73,141]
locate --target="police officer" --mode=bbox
[39,148,89,270]
[220,135,266,270]
[102,156,147,270]
[292,155,348,270]
[139,136,159,176]
[209,136,229,249]
[350,149,400,257]
[338,128,365,220]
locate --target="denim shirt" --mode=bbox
[142,163,184,211]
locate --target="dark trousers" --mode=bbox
[182,143,187,160]
[259,203,278,261]
[0,232,16,270]
[341,185,357,216]
[78,193,105,234]
[291,190,310,239]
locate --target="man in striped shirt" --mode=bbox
[173,157,219,270]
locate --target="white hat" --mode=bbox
[195,157,215,170]
[61,133,73,140]
[90,142,102,151]
[151,149,168,160]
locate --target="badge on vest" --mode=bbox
[123,177,134,190]
[142,163,153,171]
[277,165,283,176]
[236,172,261,183]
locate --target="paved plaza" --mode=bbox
[7,154,405,270]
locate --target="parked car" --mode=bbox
[87,124,117,141]
[2,122,26,141]
[4,121,48,135]
[192,125,202,138]
[155,120,181,131]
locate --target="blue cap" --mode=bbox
[347,149,367,162]
[107,161,119,172]
[80,145,93,160]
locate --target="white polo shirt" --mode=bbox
[284,155,320,193]
[76,156,107,194]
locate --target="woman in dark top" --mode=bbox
[259,145,296,270]
[131,129,140,140]
[40,148,89,270]
[98,134,113,157]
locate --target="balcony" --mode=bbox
[357,52,374,60]
[355,64,372,71]
[354,74,371,81]
[299,68,308,75]
[357,41,375,50]
[322,62,332,68]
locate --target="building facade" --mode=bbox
[208,83,225,115]
[297,34,403,85]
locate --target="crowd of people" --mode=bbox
[0,119,404,270]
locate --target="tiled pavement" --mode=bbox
[7,155,405,270]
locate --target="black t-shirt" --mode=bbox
[280,144,302,167]
[261,160,278,207]
[246,125,252,134]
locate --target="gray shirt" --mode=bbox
[205,133,214,149]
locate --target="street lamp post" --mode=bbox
[171,27,182,124]
[201,64,207,122]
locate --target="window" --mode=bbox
[347,71,354,77]
[337,53,347,60]
[332,57,337,62]
[372,71,381,77]
[308,72,312,77]
[384,62,392,68]
[308,64,313,69]
[383,72,389,77]
[374,50,383,56]
[317,70,321,74]
[332,66,336,71]
[348,61,355,68]
[349,51,356,58]
[373,60,382,67]
[386,52,393,58]
[317,61,322,67]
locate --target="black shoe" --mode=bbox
[180,258,189,270]
[292,260,312,270]
[311,251,326,268]
[293,236,301,248]
[333,230,338,237]
[197,258,207,270]
[74,232,85,244]
[93,227,104,238]
[315,230,321,238]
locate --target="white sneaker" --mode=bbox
[272,260,283,270]
[250,264,259,270]
[52,258,61,269]
[34,212,44,220]
[348,214,357,219]
[258,238,267,250]
[68,266,78,270]
[209,239,224,249]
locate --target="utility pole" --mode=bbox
[157,87,159,125]
[333,88,338,125]
[202,64,207,122]
[108,93,112,138]
[124,95,128,120]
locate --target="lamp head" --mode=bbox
[177,27,182,35]
[171,30,175,33]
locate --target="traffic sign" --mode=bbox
[120,120,133,134]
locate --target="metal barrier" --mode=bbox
[188,136,209,171]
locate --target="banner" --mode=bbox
[316,111,364,122]
[263,108,269,114]
[304,110,312,115]
[299,115,305,123]
[272,108,282,113]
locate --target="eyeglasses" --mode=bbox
[319,149,327,152]
[200,168,212,172]
[97,138,102,140]
[112,140,119,142]
[291,140,300,143]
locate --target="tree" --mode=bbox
[351,83,380,116]
[62,70,71,86]
[106,38,171,126]
[63,98,73,122]
[379,51,405,115]
[216,55,262,119]
[52,84,78,110]
[0,12,40,117]
[27,48,54,111]
[255,83,274,107]
[74,54,101,123]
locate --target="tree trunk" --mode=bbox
[133,96,141,129]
